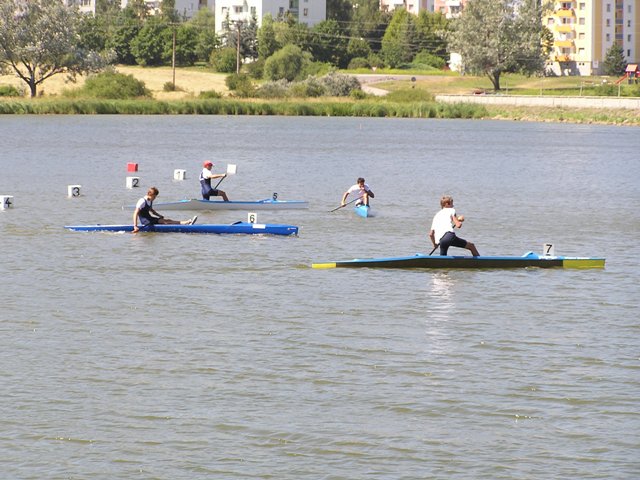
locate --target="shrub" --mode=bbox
[198,90,223,99]
[163,82,184,92]
[74,72,151,99]
[290,76,327,98]
[412,51,446,69]
[348,57,370,70]
[350,89,369,100]
[225,73,255,97]
[255,80,290,99]
[368,53,385,69]
[0,84,23,97]
[593,83,617,96]
[320,72,361,97]
[264,45,306,81]
[245,59,265,79]
[210,47,237,73]
[385,88,434,103]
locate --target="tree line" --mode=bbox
[2,0,627,98]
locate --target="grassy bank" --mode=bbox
[0,97,488,118]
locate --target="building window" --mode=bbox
[628,34,632,42]
[234,5,243,13]
[606,33,610,41]
[606,3,610,12]
[303,7,308,15]
[628,5,632,13]
[278,7,284,14]
[251,6,256,14]
[579,2,585,9]
[221,6,228,14]
[578,48,584,55]
[628,20,631,27]
[578,32,585,40]
[605,18,610,27]
[628,49,631,56]
[579,17,585,25]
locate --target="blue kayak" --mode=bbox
[312,252,605,269]
[65,222,298,236]
[354,204,373,218]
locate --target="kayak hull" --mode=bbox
[123,198,309,211]
[354,204,372,218]
[65,222,299,236]
[312,252,605,269]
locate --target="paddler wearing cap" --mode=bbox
[200,161,229,201]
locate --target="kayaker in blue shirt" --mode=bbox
[200,161,229,201]
[133,187,196,233]
[429,195,479,256]
[341,177,374,207]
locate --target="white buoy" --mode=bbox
[1,195,14,210]
[247,212,257,224]
[543,243,555,256]
[126,176,140,189]
[67,185,81,197]
[173,169,186,181]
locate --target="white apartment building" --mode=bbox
[433,0,464,18]
[379,0,435,16]
[66,0,212,18]
[214,0,326,35]
[545,0,639,76]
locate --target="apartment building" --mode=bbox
[380,0,435,16]
[433,0,465,18]
[65,0,212,18]
[546,0,639,76]
[214,0,326,34]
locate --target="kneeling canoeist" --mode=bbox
[133,187,196,233]
[200,161,229,201]
[429,195,479,256]
[341,177,374,207]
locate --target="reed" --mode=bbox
[2,97,637,124]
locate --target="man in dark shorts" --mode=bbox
[429,195,479,256]
[200,161,229,201]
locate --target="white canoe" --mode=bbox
[123,198,309,211]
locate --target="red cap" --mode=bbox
[203,161,213,167]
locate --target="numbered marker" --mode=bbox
[126,176,140,189]
[247,212,257,224]
[543,243,555,256]
[272,192,278,201]
[67,185,81,197]
[173,169,186,181]
[1,195,14,210]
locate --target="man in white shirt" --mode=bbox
[341,177,374,207]
[200,161,229,201]
[429,195,479,256]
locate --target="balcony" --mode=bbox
[555,24,573,33]
[555,39,574,48]
[556,8,575,17]
[554,55,572,62]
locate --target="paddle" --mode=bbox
[214,163,237,189]
[328,196,359,213]
[429,244,439,255]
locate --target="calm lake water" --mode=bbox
[1,116,639,479]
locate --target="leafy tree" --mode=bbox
[603,43,626,76]
[78,13,108,53]
[107,7,142,64]
[309,19,349,68]
[326,0,352,23]
[263,44,308,81]
[350,0,391,53]
[257,14,280,59]
[209,46,237,73]
[381,8,418,68]
[73,71,151,99]
[346,38,372,63]
[189,8,219,63]
[448,0,546,91]
[0,0,106,97]
[165,24,199,66]
[130,16,169,66]
[414,11,448,60]
[160,0,180,22]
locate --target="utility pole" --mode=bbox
[172,25,177,89]
[236,21,242,74]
